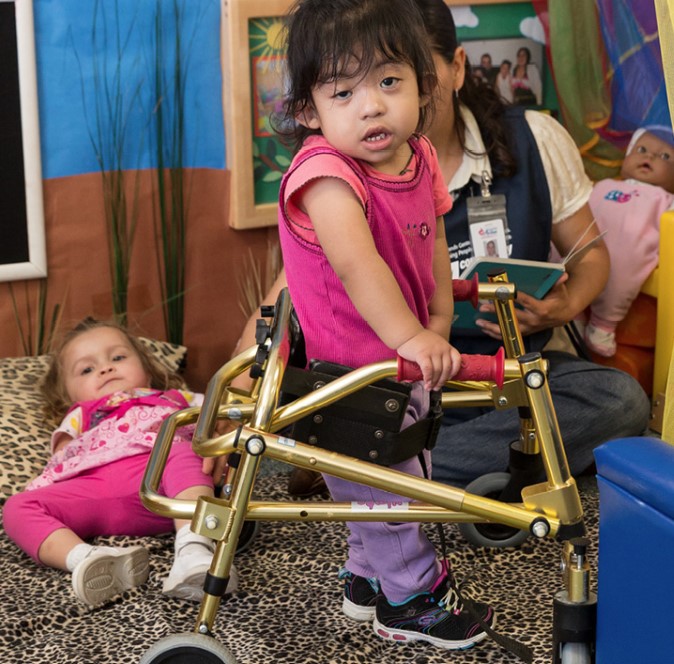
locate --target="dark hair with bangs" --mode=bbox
[276,0,437,151]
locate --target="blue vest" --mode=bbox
[445,106,553,355]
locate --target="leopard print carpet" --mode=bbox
[0,472,599,664]
[0,349,599,664]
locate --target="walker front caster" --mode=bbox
[140,633,237,663]
[458,472,529,548]
[553,538,597,664]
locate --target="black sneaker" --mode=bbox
[372,572,495,650]
[339,568,383,622]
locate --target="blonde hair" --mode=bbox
[41,317,185,424]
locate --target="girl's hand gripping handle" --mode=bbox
[397,347,506,388]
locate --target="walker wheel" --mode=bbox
[559,642,592,664]
[458,472,530,548]
[140,633,237,663]
[236,520,261,554]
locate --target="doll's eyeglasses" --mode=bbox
[635,144,672,162]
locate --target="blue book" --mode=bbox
[452,226,607,330]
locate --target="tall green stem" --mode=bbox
[152,0,198,344]
[83,0,143,326]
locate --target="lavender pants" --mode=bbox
[4,442,213,563]
[322,383,441,604]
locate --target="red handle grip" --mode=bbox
[397,347,506,388]
[452,274,480,309]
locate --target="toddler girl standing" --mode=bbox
[276,0,494,650]
[4,318,237,607]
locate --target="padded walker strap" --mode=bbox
[280,363,442,466]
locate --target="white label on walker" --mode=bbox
[351,500,409,512]
[277,436,296,448]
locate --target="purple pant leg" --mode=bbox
[322,384,441,603]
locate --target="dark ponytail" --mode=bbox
[414,0,517,177]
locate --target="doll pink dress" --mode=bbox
[589,178,674,328]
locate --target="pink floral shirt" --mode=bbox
[27,388,202,490]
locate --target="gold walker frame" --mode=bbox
[139,273,586,658]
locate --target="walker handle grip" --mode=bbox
[397,347,506,388]
[452,274,480,309]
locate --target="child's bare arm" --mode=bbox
[302,179,459,389]
[426,215,454,341]
[304,178,421,344]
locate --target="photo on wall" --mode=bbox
[0,0,46,280]
[463,38,546,108]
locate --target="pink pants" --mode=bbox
[3,442,213,563]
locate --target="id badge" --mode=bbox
[467,193,509,258]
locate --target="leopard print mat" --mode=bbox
[0,350,599,663]
[0,472,599,664]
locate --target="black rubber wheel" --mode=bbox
[235,520,260,553]
[458,472,530,548]
[139,633,237,664]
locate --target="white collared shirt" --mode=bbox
[448,105,592,225]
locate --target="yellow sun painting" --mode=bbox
[249,17,285,57]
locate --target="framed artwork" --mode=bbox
[221,0,536,230]
[221,0,293,229]
[0,0,46,280]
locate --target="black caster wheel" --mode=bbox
[140,633,236,663]
[458,472,530,548]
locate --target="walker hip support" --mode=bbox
[280,360,442,466]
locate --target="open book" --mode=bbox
[452,227,607,330]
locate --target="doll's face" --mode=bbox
[621,131,674,193]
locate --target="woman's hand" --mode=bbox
[474,203,610,340]
[474,272,573,339]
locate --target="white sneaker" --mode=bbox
[585,323,617,357]
[71,545,149,607]
[162,542,238,602]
